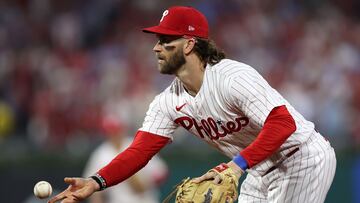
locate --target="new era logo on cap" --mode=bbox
[142,6,209,39]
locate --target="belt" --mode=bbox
[263,147,300,176]
[262,129,324,176]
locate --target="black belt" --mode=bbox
[264,147,300,176]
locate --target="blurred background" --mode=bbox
[0,0,359,202]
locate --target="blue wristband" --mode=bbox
[233,154,248,171]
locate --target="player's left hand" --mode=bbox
[48,177,99,203]
[166,161,242,203]
[192,161,244,184]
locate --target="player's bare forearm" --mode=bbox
[48,177,100,203]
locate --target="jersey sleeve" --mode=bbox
[227,66,286,127]
[98,131,170,187]
[139,91,178,140]
[226,65,297,169]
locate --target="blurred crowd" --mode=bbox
[0,0,359,151]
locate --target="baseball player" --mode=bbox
[49,6,336,203]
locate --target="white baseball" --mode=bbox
[33,181,52,199]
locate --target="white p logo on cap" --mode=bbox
[160,10,169,22]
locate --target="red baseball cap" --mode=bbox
[143,6,209,39]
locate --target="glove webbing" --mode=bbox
[162,177,191,203]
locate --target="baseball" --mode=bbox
[33,181,52,199]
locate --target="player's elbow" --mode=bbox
[286,114,297,135]
[280,106,297,136]
[266,105,297,136]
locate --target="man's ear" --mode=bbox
[183,38,196,55]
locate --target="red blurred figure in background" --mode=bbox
[82,114,168,203]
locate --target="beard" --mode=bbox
[158,47,186,75]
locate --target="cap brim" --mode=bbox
[142,26,183,36]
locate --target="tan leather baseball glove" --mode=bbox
[163,163,239,203]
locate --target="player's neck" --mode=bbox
[176,57,206,97]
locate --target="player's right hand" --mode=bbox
[192,161,243,184]
[48,177,100,203]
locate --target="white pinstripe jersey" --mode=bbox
[140,59,316,175]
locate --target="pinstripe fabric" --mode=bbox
[239,132,336,203]
[139,59,336,202]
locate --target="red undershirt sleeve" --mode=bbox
[239,105,297,168]
[98,130,170,187]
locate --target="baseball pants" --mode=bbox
[238,132,336,203]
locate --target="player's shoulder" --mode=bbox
[209,59,255,77]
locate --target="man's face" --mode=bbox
[153,35,186,75]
